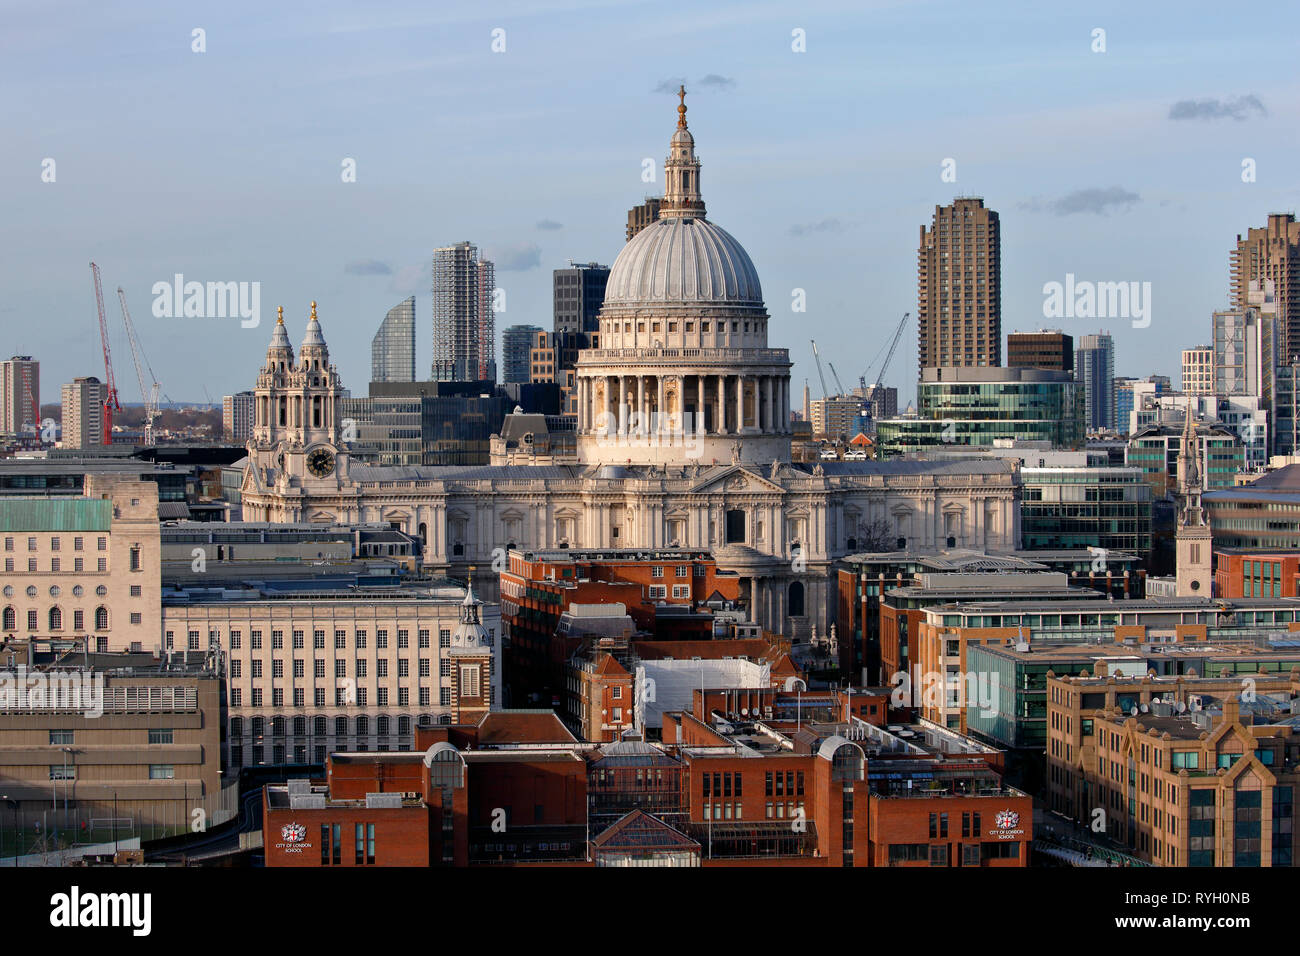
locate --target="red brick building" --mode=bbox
[501,547,743,705]
[1214,549,1300,598]
[265,705,1030,867]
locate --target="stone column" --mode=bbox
[657,376,666,434]
[696,375,705,433]
[617,377,626,435]
[737,375,746,433]
[635,376,645,435]
[717,375,727,435]
[763,377,772,433]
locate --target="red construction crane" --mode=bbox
[89,262,120,444]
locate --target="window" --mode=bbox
[49,730,73,746]
[148,729,174,744]
[148,765,175,779]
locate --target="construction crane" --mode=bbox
[809,339,830,400]
[117,287,162,445]
[827,362,848,398]
[858,312,912,391]
[89,262,120,445]
[873,312,910,390]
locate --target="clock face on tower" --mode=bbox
[306,447,336,478]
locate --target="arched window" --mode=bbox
[48,606,62,630]
[334,716,348,736]
[94,606,109,630]
[293,716,307,736]
[788,581,805,617]
[313,716,328,736]
[356,715,369,736]
[271,716,285,737]
[230,717,243,736]
[2,606,14,630]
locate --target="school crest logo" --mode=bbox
[995,809,1019,830]
[281,823,307,843]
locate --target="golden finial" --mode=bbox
[276,306,283,324]
[677,85,687,129]
[310,301,317,320]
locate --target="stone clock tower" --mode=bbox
[246,303,356,519]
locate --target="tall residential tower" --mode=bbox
[432,243,496,383]
[917,198,1001,373]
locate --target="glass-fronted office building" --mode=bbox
[876,367,1084,457]
[1020,466,1153,556]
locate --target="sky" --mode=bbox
[3,0,1299,408]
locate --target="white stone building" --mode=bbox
[238,94,1021,639]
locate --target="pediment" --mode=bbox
[691,465,785,496]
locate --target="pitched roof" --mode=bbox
[475,710,578,745]
[591,810,700,851]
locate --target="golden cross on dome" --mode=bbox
[310,301,317,320]
[677,85,687,129]
[276,306,283,324]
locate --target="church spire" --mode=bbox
[1178,406,1205,527]
[661,85,705,220]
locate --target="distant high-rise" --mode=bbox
[1007,330,1073,372]
[61,376,108,448]
[223,391,255,442]
[552,262,610,335]
[502,324,543,384]
[432,242,496,383]
[371,296,416,384]
[1076,333,1115,431]
[1214,280,1279,407]
[1181,345,1214,396]
[0,355,39,437]
[626,198,661,242]
[1231,213,1300,361]
[918,198,1001,373]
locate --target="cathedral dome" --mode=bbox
[602,215,763,310]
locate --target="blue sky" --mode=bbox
[3,0,1298,407]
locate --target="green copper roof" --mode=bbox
[0,498,112,532]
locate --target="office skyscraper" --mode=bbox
[917,197,1001,373]
[552,262,610,335]
[1076,333,1115,431]
[502,324,543,384]
[0,355,39,437]
[432,242,496,383]
[1232,213,1300,361]
[371,296,416,384]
